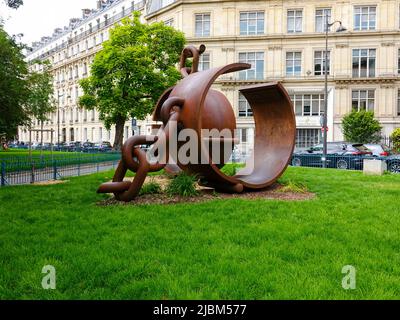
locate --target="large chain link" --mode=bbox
[97,97,185,201]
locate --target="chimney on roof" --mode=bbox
[82,8,91,18]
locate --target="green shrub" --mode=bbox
[341,110,382,143]
[390,128,400,153]
[221,163,244,176]
[139,181,162,195]
[278,180,308,194]
[166,171,198,197]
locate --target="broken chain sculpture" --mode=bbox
[97,44,296,201]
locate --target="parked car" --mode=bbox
[291,142,373,170]
[82,142,95,152]
[94,141,112,152]
[363,143,400,173]
[364,144,392,157]
[66,141,82,152]
[31,142,42,150]
[54,142,67,151]
[385,155,400,174]
[42,143,53,150]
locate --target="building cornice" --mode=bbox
[187,30,400,44]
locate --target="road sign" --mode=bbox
[321,127,329,132]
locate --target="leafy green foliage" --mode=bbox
[341,110,382,143]
[78,12,186,149]
[0,26,29,138]
[139,180,162,195]
[166,171,198,197]
[221,163,244,176]
[26,60,55,124]
[390,128,400,153]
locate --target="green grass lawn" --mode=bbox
[0,167,399,299]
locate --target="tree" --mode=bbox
[26,60,56,145]
[78,12,186,150]
[341,110,382,143]
[390,128,400,153]
[0,26,29,139]
[4,0,23,9]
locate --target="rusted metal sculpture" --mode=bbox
[97,44,296,201]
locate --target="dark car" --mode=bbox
[292,142,373,170]
[82,142,95,153]
[42,142,53,151]
[94,141,112,152]
[54,142,67,151]
[384,155,400,173]
[66,141,82,152]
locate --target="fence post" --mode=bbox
[53,160,57,180]
[1,161,5,187]
[31,162,35,184]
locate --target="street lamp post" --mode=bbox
[57,92,63,148]
[322,16,346,168]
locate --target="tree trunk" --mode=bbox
[113,117,126,151]
[40,121,43,158]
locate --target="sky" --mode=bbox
[0,0,97,45]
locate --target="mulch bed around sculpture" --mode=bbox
[98,176,315,206]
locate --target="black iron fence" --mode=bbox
[0,153,121,186]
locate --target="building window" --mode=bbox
[352,90,375,111]
[354,6,376,31]
[238,93,253,117]
[84,128,87,141]
[238,52,264,80]
[315,8,331,32]
[91,110,95,121]
[398,49,400,74]
[352,49,376,78]
[296,129,321,148]
[164,18,174,27]
[240,11,264,35]
[290,94,325,116]
[74,65,79,78]
[286,51,302,76]
[398,90,400,116]
[99,127,103,141]
[314,50,330,75]
[83,63,88,75]
[287,9,303,33]
[195,13,211,37]
[199,53,210,71]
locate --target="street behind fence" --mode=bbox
[1,154,120,186]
